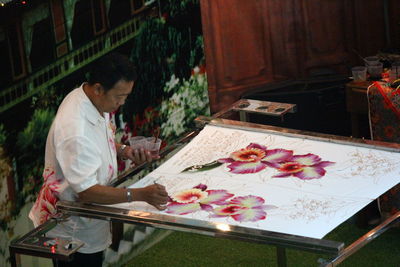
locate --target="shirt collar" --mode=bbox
[78,83,106,125]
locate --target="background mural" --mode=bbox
[0,0,209,266]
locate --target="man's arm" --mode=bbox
[78,183,168,210]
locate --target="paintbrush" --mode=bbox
[153,127,160,143]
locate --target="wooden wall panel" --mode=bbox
[266,0,301,79]
[352,0,387,57]
[298,0,350,74]
[217,1,272,85]
[201,0,274,112]
[388,0,400,48]
[200,0,396,113]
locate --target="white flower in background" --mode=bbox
[193,66,200,74]
[160,68,210,140]
[171,93,182,105]
[165,75,180,93]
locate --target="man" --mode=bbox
[29,52,168,266]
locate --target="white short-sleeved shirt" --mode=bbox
[29,84,118,253]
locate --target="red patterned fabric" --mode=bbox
[367,82,400,215]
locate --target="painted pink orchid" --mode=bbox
[166,184,234,215]
[269,153,335,180]
[165,184,273,223]
[218,143,293,174]
[212,195,273,222]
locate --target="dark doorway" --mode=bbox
[71,0,94,49]
[0,32,12,87]
[30,17,56,71]
[108,0,131,29]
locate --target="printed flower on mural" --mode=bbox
[166,184,234,215]
[213,195,273,222]
[269,153,335,180]
[217,143,293,174]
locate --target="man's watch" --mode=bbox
[126,189,133,202]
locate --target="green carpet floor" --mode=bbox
[125,221,400,267]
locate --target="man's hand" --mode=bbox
[122,145,159,166]
[133,183,169,210]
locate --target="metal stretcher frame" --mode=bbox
[10,111,400,267]
[56,116,400,267]
[8,215,84,267]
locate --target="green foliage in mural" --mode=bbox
[15,109,55,202]
[0,124,11,232]
[123,0,204,135]
[0,125,6,146]
[160,68,209,142]
[0,109,55,235]
[31,86,64,111]
[128,18,173,110]
[162,0,200,17]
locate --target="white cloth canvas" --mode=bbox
[108,125,400,239]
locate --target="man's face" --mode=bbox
[97,80,134,113]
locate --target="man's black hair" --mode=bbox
[87,52,137,91]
